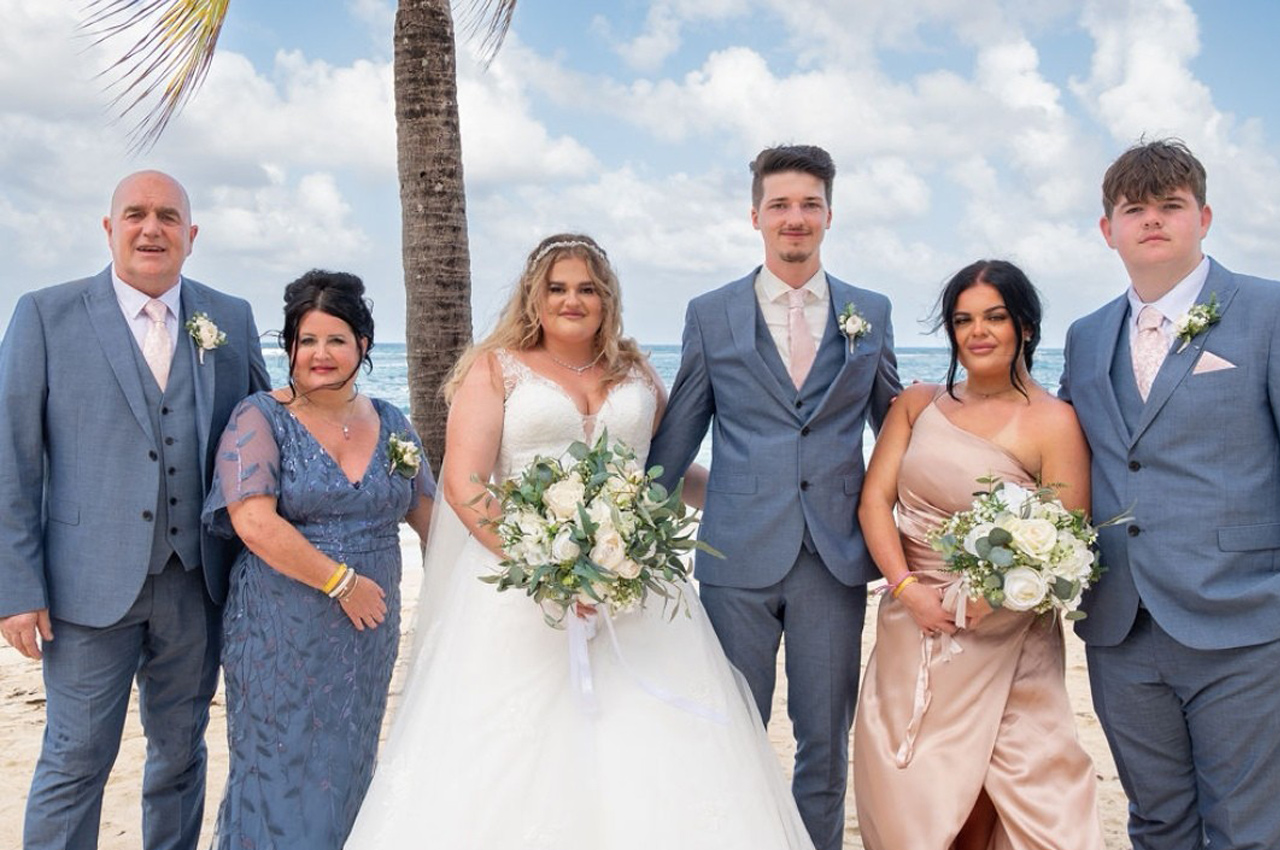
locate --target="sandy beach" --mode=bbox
[1,534,1129,848]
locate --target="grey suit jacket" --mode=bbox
[648,269,900,588]
[1060,258,1280,649]
[0,267,270,627]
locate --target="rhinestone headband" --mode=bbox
[530,239,606,266]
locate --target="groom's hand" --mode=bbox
[0,608,53,660]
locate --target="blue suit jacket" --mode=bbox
[0,267,270,627]
[1061,259,1280,649]
[648,270,900,588]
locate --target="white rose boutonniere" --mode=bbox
[1172,292,1221,353]
[184,312,227,364]
[387,432,421,479]
[837,302,872,350]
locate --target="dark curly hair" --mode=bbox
[281,269,375,397]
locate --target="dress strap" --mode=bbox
[492,349,532,399]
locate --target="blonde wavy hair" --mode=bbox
[444,233,646,402]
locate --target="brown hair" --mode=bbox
[750,145,836,208]
[1102,138,1207,218]
[443,234,646,402]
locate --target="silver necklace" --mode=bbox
[304,395,359,439]
[545,350,602,374]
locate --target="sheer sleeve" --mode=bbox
[202,394,283,539]
[378,399,437,511]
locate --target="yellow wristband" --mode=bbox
[891,574,919,599]
[320,563,348,595]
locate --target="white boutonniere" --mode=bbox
[1172,292,1221,353]
[838,302,872,349]
[184,312,227,364]
[388,432,421,479]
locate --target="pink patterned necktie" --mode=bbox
[1132,305,1166,401]
[142,298,172,391]
[787,288,816,389]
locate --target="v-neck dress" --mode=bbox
[202,391,435,850]
[853,400,1105,850]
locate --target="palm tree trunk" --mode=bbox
[394,0,472,476]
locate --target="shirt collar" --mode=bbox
[758,265,828,304]
[1126,255,1209,329]
[112,266,183,320]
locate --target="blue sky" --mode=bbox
[2,0,1278,347]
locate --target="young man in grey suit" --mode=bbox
[1060,139,1280,849]
[0,171,270,850]
[648,145,900,850]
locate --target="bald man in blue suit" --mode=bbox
[0,171,269,850]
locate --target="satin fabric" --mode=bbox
[854,401,1105,850]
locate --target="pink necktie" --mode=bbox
[787,288,816,389]
[1132,305,1166,401]
[142,298,172,391]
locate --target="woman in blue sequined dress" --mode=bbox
[202,270,434,849]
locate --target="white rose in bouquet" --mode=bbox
[543,474,586,520]
[1054,532,1096,581]
[586,496,614,528]
[1001,566,1048,611]
[550,525,582,563]
[590,525,628,572]
[615,558,643,579]
[1010,517,1058,558]
[996,482,1033,516]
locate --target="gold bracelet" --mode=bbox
[891,574,919,599]
[320,563,348,595]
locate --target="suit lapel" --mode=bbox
[1132,264,1239,443]
[724,275,798,414]
[1094,297,1133,445]
[181,281,217,472]
[808,282,852,421]
[83,271,155,442]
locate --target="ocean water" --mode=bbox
[266,344,1067,465]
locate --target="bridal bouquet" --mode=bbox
[928,478,1104,619]
[477,432,709,626]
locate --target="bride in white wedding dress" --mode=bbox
[345,235,816,850]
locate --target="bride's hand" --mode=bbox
[339,575,387,631]
[897,582,958,636]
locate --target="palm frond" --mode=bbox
[83,0,230,151]
[456,0,517,64]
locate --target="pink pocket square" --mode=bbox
[1193,350,1236,374]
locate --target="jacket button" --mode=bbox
[148,450,158,461]
[161,406,170,415]
[169,497,178,506]
[1129,460,1141,471]
[794,400,803,409]
[165,437,175,445]
[1128,525,1141,537]
[800,480,810,491]
[170,527,179,535]
[142,510,153,521]
[801,426,811,436]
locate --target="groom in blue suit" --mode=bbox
[0,171,269,850]
[1061,139,1280,849]
[649,145,900,850]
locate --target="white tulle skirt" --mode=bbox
[345,520,815,850]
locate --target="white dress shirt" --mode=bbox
[1126,255,1210,356]
[755,266,828,371]
[112,269,182,359]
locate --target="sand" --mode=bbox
[1,535,1129,848]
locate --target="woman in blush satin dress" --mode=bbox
[853,260,1105,850]
[344,234,816,850]
[203,271,434,849]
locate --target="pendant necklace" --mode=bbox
[546,349,603,374]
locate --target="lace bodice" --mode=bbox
[493,349,657,481]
